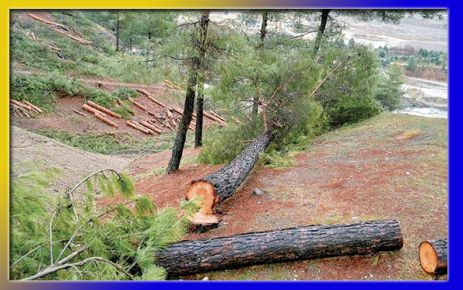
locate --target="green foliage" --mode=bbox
[374,64,405,111]
[315,44,382,127]
[198,122,263,165]
[114,87,139,100]
[406,56,418,71]
[11,73,84,112]
[11,165,195,280]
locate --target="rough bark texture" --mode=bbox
[166,11,209,173]
[155,220,403,276]
[194,77,204,147]
[313,9,331,54]
[207,130,273,202]
[419,239,447,275]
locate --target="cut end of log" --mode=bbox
[186,180,218,215]
[419,242,438,274]
[188,212,220,226]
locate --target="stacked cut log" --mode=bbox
[82,103,119,128]
[10,100,42,118]
[126,120,154,135]
[139,121,162,134]
[155,220,404,276]
[186,130,274,226]
[419,239,447,275]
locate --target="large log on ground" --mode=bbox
[129,97,147,111]
[87,101,121,119]
[155,220,403,276]
[185,130,273,225]
[419,239,447,275]
[139,121,162,134]
[126,120,153,135]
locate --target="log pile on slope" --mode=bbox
[156,220,404,276]
[10,100,43,118]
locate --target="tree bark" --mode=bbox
[186,130,273,224]
[115,13,120,52]
[419,239,447,275]
[252,11,268,117]
[194,71,205,147]
[166,11,210,173]
[313,9,331,54]
[155,220,403,276]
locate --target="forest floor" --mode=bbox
[126,112,448,281]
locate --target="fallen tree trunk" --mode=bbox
[126,120,153,135]
[419,239,447,275]
[186,130,273,225]
[156,219,403,276]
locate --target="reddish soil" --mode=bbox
[128,114,447,280]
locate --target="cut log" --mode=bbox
[94,112,119,128]
[139,121,162,134]
[87,101,121,119]
[419,239,447,275]
[210,110,226,122]
[128,97,147,111]
[186,130,273,223]
[73,109,86,116]
[126,120,153,135]
[11,99,33,111]
[137,88,168,108]
[23,100,43,113]
[155,219,403,276]
[82,104,107,117]
[203,111,227,127]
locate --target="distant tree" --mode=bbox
[374,63,405,111]
[406,56,418,71]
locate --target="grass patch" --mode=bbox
[36,129,196,155]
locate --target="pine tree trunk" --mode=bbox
[313,9,331,54]
[252,11,268,117]
[155,220,403,276]
[419,239,447,275]
[186,130,273,224]
[194,72,205,147]
[115,14,120,52]
[166,10,210,173]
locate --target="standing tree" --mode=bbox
[167,11,210,173]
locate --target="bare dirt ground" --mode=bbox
[124,113,447,280]
[11,126,131,195]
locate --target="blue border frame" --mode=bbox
[8,0,462,289]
